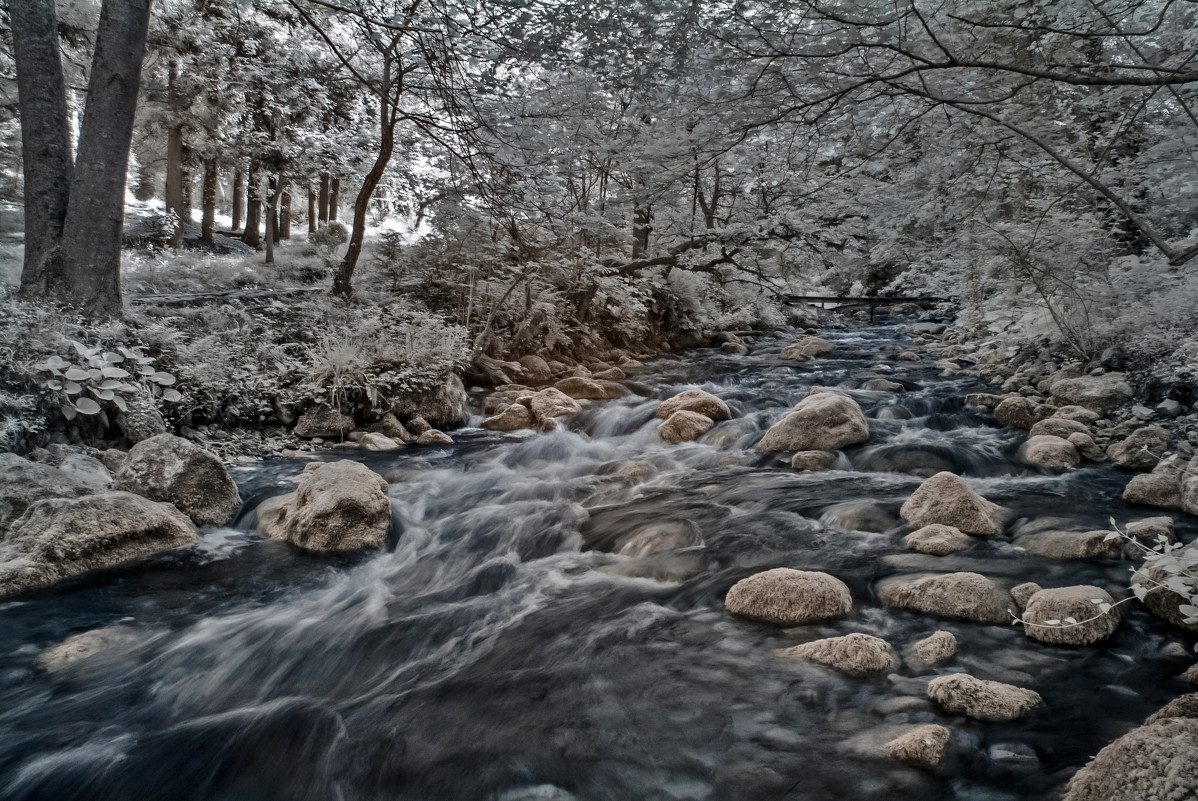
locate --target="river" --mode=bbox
[0,324,1192,801]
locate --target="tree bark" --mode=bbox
[165,59,184,249]
[307,187,317,234]
[242,164,260,247]
[180,158,193,223]
[631,203,651,259]
[201,158,217,245]
[329,176,339,221]
[318,173,330,224]
[280,191,291,239]
[11,0,74,299]
[232,168,244,231]
[264,177,278,263]
[57,0,154,318]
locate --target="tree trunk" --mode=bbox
[330,176,339,221]
[165,60,184,249]
[280,191,291,239]
[631,204,651,259]
[264,177,277,264]
[318,173,329,224]
[180,158,193,223]
[307,187,317,234]
[232,168,244,231]
[333,127,394,296]
[201,158,217,245]
[57,0,154,318]
[11,0,73,299]
[242,165,260,247]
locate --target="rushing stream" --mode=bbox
[0,324,1194,801]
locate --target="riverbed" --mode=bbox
[0,324,1193,801]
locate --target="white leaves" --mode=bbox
[61,403,77,421]
[1064,617,1077,625]
[162,389,183,403]
[73,398,101,415]
[64,367,91,381]
[151,372,176,385]
[101,366,131,379]
[1103,532,1120,542]
[1044,619,1061,626]
[112,395,128,413]
[63,381,82,395]
[99,379,123,390]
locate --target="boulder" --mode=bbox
[725,568,853,626]
[876,572,1013,624]
[56,453,113,488]
[655,389,731,423]
[294,405,354,439]
[482,403,535,431]
[529,388,582,423]
[1123,455,1185,509]
[405,416,432,436]
[994,396,1044,429]
[1133,540,1198,634]
[1050,373,1133,414]
[1068,432,1105,461]
[861,378,905,393]
[115,393,168,444]
[721,342,749,355]
[1029,418,1090,439]
[0,453,96,534]
[757,392,869,452]
[389,374,469,430]
[1019,435,1081,469]
[370,413,416,443]
[38,627,140,672]
[1125,516,1175,545]
[903,524,971,556]
[899,472,1004,536]
[594,380,630,399]
[612,521,700,558]
[965,393,1002,411]
[1053,405,1102,425]
[1021,586,1120,646]
[819,500,897,533]
[906,630,957,671]
[1063,715,1198,800]
[659,411,714,444]
[791,450,838,472]
[264,461,390,552]
[111,434,241,527]
[1013,529,1119,561]
[0,492,198,598]
[417,429,453,444]
[517,354,553,382]
[882,724,952,770]
[778,633,899,677]
[593,366,626,381]
[897,350,920,361]
[927,674,1042,722]
[780,336,833,360]
[1107,425,1170,470]
[1010,582,1043,610]
[554,376,608,400]
[358,432,402,451]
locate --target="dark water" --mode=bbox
[1,326,1195,801]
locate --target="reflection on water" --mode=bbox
[0,325,1193,801]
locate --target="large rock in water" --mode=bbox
[529,387,582,424]
[481,403,535,431]
[725,568,853,626]
[0,453,96,534]
[927,673,1042,722]
[876,572,1014,624]
[1021,586,1120,645]
[1133,540,1198,634]
[1123,455,1185,509]
[1107,425,1170,471]
[1019,435,1081,469]
[0,492,198,597]
[262,461,390,552]
[293,405,355,439]
[655,389,731,423]
[1050,373,1133,414]
[899,472,1004,535]
[780,336,833,360]
[778,633,899,677]
[1063,703,1198,801]
[882,725,952,770]
[389,374,469,430]
[112,434,242,527]
[903,524,970,556]
[658,411,714,443]
[554,376,608,400]
[756,392,869,452]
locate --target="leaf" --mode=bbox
[1064,617,1077,625]
[1178,604,1198,617]
[45,380,62,391]
[102,352,123,363]
[92,388,115,401]
[1044,619,1061,625]
[61,403,77,421]
[45,355,67,370]
[88,368,102,381]
[74,398,101,415]
[64,367,90,381]
[162,389,183,402]
[63,381,82,395]
[151,372,176,385]
[99,379,122,390]
[112,395,128,413]
[1104,532,1120,542]
[69,340,93,358]
[101,366,131,379]
[88,356,105,369]
[138,365,156,376]
[1133,585,1149,600]
[1098,603,1112,613]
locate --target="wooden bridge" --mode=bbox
[784,294,947,323]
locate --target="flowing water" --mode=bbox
[1,325,1194,801]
